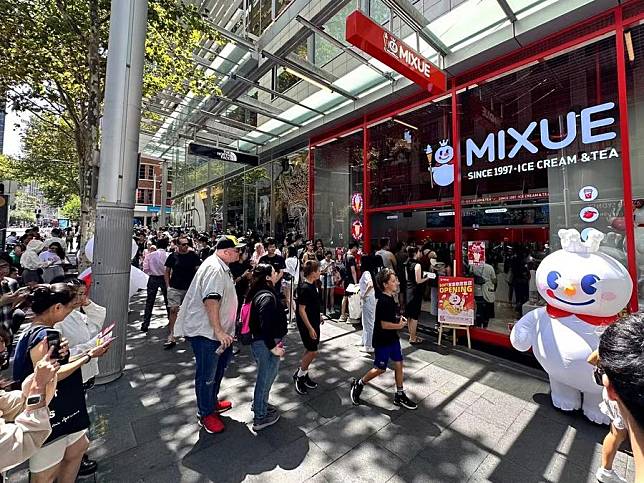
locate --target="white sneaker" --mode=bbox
[360,346,374,353]
[596,467,627,483]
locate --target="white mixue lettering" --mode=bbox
[465,102,616,166]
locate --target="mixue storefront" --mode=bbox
[308,1,644,347]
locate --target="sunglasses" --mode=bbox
[593,366,605,386]
[179,243,189,247]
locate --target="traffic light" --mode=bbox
[34,209,41,219]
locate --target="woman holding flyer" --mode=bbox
[52,279,113,477]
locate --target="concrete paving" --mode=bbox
[6,293,637,482]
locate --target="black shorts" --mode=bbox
[405,295,422,319]
[297,320,320,352]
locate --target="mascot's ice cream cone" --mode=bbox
[510,228,632,424]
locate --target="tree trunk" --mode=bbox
[77,0,102,272]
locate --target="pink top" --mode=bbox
[144,250,169,276]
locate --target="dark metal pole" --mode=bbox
[93,0,149,384]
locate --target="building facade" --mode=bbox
[147,0,644,347]
[134,156,173,226]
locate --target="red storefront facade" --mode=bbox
[308,0,644,347]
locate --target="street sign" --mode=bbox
[188,143,259,166]
[345,10,447,94]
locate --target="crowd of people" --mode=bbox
[0,224,642,482]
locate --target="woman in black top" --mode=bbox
[247,264,286,431]
[404,246,433,345]
[349,269,417,409]
[293,260,321,395]
[12,284,112,482]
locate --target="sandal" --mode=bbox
[163,339,177,350]
[409,337,425,345]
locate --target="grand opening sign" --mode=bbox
[346,10,447,94]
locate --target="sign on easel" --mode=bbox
[437,277,474,348]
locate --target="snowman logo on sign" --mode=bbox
[427,139,454,187]
[510,228,633,425]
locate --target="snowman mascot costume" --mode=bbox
[510,228,632,425]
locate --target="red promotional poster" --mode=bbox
[351,192,364,214]
[467,241,486,266]
[437,277,475,326]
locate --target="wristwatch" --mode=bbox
[26,394,44,408]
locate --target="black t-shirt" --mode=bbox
[199,246,211,262]
[165,251,202,290]
[296,281,320,329]
[372,292,400,348]
[230,260,252,300]
[259,254,286,273]
[344,253,357,283]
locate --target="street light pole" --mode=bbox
[93,0,148,384]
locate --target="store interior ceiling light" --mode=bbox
[625,31,635,62]
[284,68,332,92]
[393,118,418,130]
[339,128,363,138]
[315,137,339,147]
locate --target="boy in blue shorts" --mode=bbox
[350,268,417,409]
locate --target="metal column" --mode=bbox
[159,159,168,226]
[93,0,148,384]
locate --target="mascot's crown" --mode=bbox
[558,228,604,254]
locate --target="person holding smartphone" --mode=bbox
[54,280,109,476]
[12,284,112,483]
[350,268,417,410]
[0,331,59,474]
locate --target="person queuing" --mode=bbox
[350,268,417,410]
[301,240,317,264]
[12,284,112,483]
[173,236,245,434]
[20,240,53,287]
[250,242,265,267]
[339,243,359,323]
[403,246,433,345]
[247,264,287,431]
[284,246,300,322]
[141,237,170,333]
[319,251,335,316]
[258,237,286,280]
[598,313,644,482]
[39,242,66,284]
[375,239,397,271]
[54,280,107,477]
[1,329,59,474]
[163,236,201,349]
[359,255,378,354]
[314,239,325,261]
[293,260,322,395]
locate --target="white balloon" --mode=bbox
[84,237,138,263]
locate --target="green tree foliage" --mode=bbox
[0,0,222,245]
[61,195,81,221]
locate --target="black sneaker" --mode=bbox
[293,373,308,395]
[394,391,417,410]
[140,322,149,332]
[350,378,364,406]
[303,373,318,389]
[77,454,98,476]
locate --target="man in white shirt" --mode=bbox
[174,236,244,434]
[43,228,66,251]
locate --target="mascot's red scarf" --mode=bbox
[546,305,619,326]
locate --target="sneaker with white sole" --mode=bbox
[393,391,418,410]
[252,412,280,431]
[350,378,364,406]
[596,467,627,483]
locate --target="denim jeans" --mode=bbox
[251,340,281,420]
[188,336,233,418]
[143,275,168,324]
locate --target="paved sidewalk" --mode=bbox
[8,294,637,482]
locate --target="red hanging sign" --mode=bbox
[345,10,447,94]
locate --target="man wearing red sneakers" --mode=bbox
[174,236,245,433]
